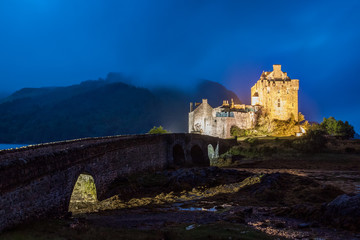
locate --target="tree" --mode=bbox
[320,117,355,139]
[255,110,272,134]
[298,112,305,123]
[147,126,169,134]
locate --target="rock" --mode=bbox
[310,221,320,228]
[274,222,286,229]
[246,173,343,204]
[324,194,360,231]
[224,210,246,224]
[215,206,224,210]
[260,223,268,228]
[243,207,253,216]
[186,224,196,230]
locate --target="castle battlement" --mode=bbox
[251,65,299,121]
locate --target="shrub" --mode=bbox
[147,126,169,134]
[230,125,246,137]
[245,138,259,147]
[228,146,244,156]
[272,118,297,136]
[230,125,254,137]
[258,146,278,156]
[345,147,356,153]
[282,139,293,148]
[293,128,327,153]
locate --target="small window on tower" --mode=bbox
[278,99,280,107]
[278,90,280,94]
[287,89,289,94]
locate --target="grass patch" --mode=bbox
[212,137,360,168]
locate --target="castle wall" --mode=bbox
[212,111,256,138]
[189,100,255,138]
[188,99,214,135]
[251,78,299,121]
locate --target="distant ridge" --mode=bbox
[354,133,360,139]
[0,75,241,143]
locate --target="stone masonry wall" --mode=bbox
[251,79,299,121]
[250,65,299,121]
[189,100,256,138]
[0,133,235,232]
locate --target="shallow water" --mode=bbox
[356,184,360,194]
[177,206,217,212]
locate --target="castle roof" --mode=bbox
[260,65,290,81]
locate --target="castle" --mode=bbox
[188,65,299,138]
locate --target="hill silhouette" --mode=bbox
[0,74,241,143]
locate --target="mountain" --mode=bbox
[152,80,242,133]
[193,80,241,107]
[354,133,360,139]
[0,91,10,101]
[0,77,241,143]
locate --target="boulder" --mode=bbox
[324,194,360,231]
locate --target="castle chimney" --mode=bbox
[190,102,193,112]
[273,64,281,72]
[273,64,282,79]
[202,99,208,104]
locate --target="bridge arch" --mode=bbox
[207,144,215,163]
[69,172,98,214]
[190,144,208,166]
[172,144,186,166]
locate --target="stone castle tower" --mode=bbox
[251,64,299,121]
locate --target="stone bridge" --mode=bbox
[0,133,236,231]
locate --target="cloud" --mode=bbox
[0,0,359,128]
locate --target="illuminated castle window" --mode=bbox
[278,99,280,107]
[216,112,234,117]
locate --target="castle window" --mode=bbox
[287,89,289,94]
[278,90,280,94]
[278,99,280,107]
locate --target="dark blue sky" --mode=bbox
[0,0,359,131]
